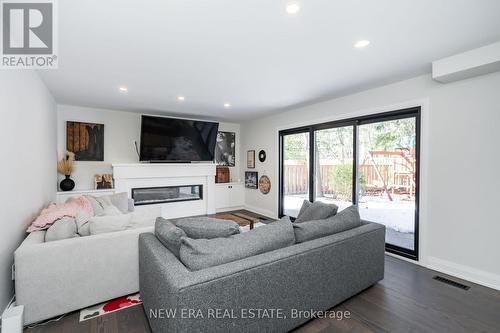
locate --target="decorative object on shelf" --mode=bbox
[57,151,75,191]
[59,176,75,192]
[245,171,258,189]
[215,166,230,183]
[247,150,255,168]
[259,175,271,194]
[94,174,114,189]
[258,150,266,162]
[66,121,104,161]
[215,131,235,167]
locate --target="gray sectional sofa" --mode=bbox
[139,220,385,333]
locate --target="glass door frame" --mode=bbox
[279,107,421,260]
[278,126,315,216]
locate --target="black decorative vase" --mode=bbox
[60,175,75,191]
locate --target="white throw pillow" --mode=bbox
[88,211,156,235]
[102,205,123,216]
[89,214,132,235]
[75,210,91,236]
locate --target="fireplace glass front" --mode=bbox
[132,185,203,206]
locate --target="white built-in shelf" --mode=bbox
[56,189,116,195]
[215,181,243,186]
[56,189,116,203]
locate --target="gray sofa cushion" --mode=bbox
[175,217,240,239]
[155,217,186,258]
[45,217,80,242]
[179,216,295,271]
[293,205,362,243]
[294,200,338,223]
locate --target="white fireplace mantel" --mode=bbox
[112,163,216,179]
[112,163,217,218]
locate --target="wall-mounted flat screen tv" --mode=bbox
[140,115,219,162]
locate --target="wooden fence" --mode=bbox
[284,158,415,196]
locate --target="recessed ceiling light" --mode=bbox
[119,86,128,92]
[354,40,370,48]
[177,96,185,101]
[286,2,300,15]
[223,103,231,108]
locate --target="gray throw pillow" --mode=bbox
[175,217,240,239]
[294,200,338,223]
[296,200,311,219]
[293,205,362,243]
[155,217,186,258]
[45,217,80,242]
[180,216,295,271]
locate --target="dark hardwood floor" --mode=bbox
[25,255,500,333]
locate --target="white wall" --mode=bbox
[0,72,56,311]
[57,105,242,190]
[241,72,500,290]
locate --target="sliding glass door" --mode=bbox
[281,130,310,217]
[314,125,354,211]
[358,117,418,253]
[279,108,420,259]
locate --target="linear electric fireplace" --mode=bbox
[132,185,203,206]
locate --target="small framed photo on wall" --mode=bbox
[247,150,255,169]
[245,171,258,189]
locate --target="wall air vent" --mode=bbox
[433,275,470,290]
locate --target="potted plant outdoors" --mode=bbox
[58,151,76,191]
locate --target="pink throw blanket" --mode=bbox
[27,196,94,232]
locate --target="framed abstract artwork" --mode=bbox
[66,121,104,161]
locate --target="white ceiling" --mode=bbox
[38,0,500,121]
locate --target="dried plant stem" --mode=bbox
[57,151,75,176]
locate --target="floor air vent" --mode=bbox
[433,275,470,290]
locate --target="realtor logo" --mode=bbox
[1,0,57,68]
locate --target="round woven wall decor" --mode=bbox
[259,175,271,194]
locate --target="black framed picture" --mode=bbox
[245,171,258,189]
[215,131,235,166]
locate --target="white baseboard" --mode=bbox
[244,205,277,220]
[426,256,500,291]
